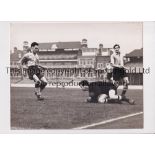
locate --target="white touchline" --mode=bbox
[73,111,143,129]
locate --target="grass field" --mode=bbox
[11,87,143,129]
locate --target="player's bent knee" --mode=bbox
[123,77,129,84]
[109,89,122,100]
[98,94,108,103]
[41,77,48,83]
[44,81,48,86]
[109,89,115,97]
[35,84,40,88]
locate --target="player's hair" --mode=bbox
[113,44,120,49]
[79,80,89,87]
[31,42,39,47]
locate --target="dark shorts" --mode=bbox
[107,67,127,81]
[113,67,127,81]
[27,65,44,80]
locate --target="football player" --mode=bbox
[79,79,134,104]
[110,44,129,97]
[19,42,48,100]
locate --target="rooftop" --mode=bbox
[10,50,25,61]
[126,48,143,58]
[39,41,81,50]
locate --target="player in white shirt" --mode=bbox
[110,44,129,97]
[19,42,48,100]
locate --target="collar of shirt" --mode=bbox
[115,51,120,55]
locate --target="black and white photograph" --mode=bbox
[9,22,144,130]
[1,1,155,155]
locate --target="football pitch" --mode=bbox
[11,87,143,129]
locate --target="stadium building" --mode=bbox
[10,47,26,79]
[38,41,81,80]
[78,40,112,80]
[124,48,143,85]
[37,39,111,80]
[10,40,143,85]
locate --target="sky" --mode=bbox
[10,22,143,55]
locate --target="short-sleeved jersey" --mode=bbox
[88,81,117,102]
[110,52,124,66]
[20,52,39,67]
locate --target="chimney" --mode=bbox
[23,41,29,51]
[98,43,103,56]
[81,39,88,48]
[14,47,18,53]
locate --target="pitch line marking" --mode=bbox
[73,111,143,129]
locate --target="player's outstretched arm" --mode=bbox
[18,55,24,65]
[18,53,29,66]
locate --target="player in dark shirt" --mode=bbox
[88,81,118,102]
[79,80,121,103]
[79,79,134,104]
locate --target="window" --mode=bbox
[97,63,103,69]
[100,63,103,68]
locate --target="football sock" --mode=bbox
[35,87,41,96]
[40,81,47,92]
[121,90,127,96]
[122,83,128,96]
[40,77,48,92]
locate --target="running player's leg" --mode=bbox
[27,66,42,98]
[121,95,135,105]
[28,66,41,83]
[108,88,134,104]
[40,76,48,92]
[35,66,48,92]
[121,76,129,96]
[35,81,41,96]
[33,75,44,100]
[33,74,41,83]
[32,66,45,100]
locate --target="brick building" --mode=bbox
[10,40,143,85]
[124,48,143,85]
